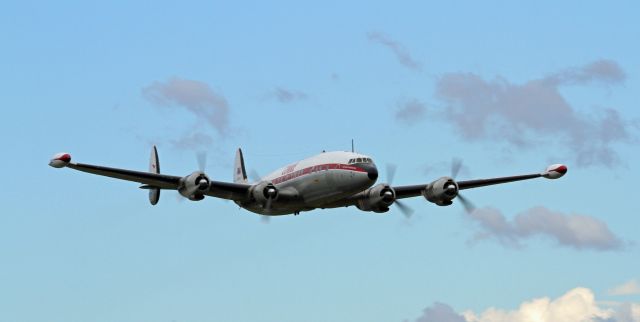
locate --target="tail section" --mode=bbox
[148,145,161,205]
[234,148,248,184]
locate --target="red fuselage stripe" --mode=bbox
[271,163,366,185]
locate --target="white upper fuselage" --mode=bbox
[239,151,379,215]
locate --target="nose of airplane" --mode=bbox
[366,165,378,181]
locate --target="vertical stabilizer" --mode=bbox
[148,145,161,205]
[234,148,248,184]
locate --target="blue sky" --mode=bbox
[1,1,639,321]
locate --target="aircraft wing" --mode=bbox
[335,164,566,213]
[66,162,182,189]
[393,172,556,199]
[49,152,252,202]
[394,164,567,200]
[362,163,568,215]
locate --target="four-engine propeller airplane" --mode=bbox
[49,147,567,217]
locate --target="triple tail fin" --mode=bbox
[234,148,248,184]
[148,145,161,205]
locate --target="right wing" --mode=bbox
[49,152,252,202]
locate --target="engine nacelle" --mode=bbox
[178,171,210,201]
[251,181,279,204]
[356,184,396,213]
[422,177,458,206]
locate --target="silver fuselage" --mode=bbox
[237,151,378,215]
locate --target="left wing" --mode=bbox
[49,150,252,203]
[394,164,567,200]
[342,164,567,215]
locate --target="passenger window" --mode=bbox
[356,158,362,163]
[348,159,353,164]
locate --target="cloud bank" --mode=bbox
[434,60,631,168]
[411,287,640,322]
[142,77,230,150]
[466,206,623,251]
[396,99,427,125]
[168,132,214,150]
[367,31,422,71]
[415,302,466,322]
[609,280,640,296]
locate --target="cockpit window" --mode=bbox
[350,157,375,164]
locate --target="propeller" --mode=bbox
[457,194,475,214]
[395,200,414,218]
[264,186,277,211]
[451,158,463,179]
[385,163,414,218]
[175,191,186,203]
[175,153,209,202]
[386,164,397,185]
[450,158,475,214]
[196,151,207,172]
[259,186,278,224]
[249,169,262,183]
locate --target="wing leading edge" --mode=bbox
[50,151,252,202]
[393,164,567,200]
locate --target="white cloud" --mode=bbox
[434,60,632,168]
[467,206,623,251]
[142,77,230,136]
[617,303,640,322]
[395,99,428,125]
[414,302,466,322]
[463,288,613,322]
[367,31,422,71]
[412,288,640,322]
[169,131,214,150]
[609,280,640,296]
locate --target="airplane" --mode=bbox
[49,147,567,217]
